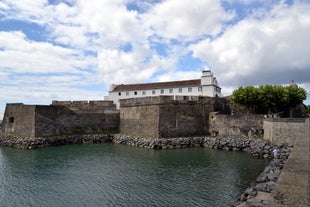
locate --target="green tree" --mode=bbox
[283,85,307,117]
[231,84,307,116]
[231,86,258,113]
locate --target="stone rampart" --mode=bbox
[263,118,306,145]
[1,104,36,137]
[120,96,225,138]
[209,114,264,138]
[1,103,119,137]
[52,100,117,113]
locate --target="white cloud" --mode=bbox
[98,45,176,86]
[155,70,201,83]
[0,0,48,23]
[190,1,310,94]
[143,0,235,40]
[0,31,96,73]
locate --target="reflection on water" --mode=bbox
[0,144,268,207]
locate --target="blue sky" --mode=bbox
[0,0,310,118]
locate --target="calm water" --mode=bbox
[0,144,268,207]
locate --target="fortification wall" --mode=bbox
[209,114,264,138]
[52,100,117,113]
[120,96,224,138]
[35,105,119,137]
[158,102,209,138]
[1,104,36,137]
[263,118,306,145]
[120,104,159,138]
[1,102,119,138]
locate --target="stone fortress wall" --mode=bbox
[51,100,117,113]
[120,96,226,138]
[1,100,119,137]
[263,118,306,145]
[209,114,265,138]
[0,96,307,146]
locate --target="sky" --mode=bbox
[0,0,310,119]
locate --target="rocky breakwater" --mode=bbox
[113,135,278,158]
[234,145,291,207]
[0,134,113,149]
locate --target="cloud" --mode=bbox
[0,31,96,73]
[190,1,310,94]
[98,45,176,86]
[143,0,235,40]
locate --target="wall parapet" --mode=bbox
[120,95,221,108]
[52,100,117,113]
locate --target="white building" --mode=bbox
[106,70,222,108]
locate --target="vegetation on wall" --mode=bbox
[231,84,307,116]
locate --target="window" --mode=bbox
[118,92,121,96]
[152,90,156,95]
[142,91,146,95]
[169,89,173,93]
[178,88,182,93]
[134,91,137,95]
[126,91,129,96]
[198,87,202,92]
[9,117,14,123]
[188,87,192,92]
[160,89,164,94]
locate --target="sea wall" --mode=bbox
[209,114,264,138]
[263,118,306,145]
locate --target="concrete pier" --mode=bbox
[270,118,310,206]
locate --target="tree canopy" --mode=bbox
[231,84,307,116]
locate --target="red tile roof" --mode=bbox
[111,79,201,92]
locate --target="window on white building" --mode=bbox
[152,90,156,94]
[142,91,146,95]
[169,89,173,93]
[198,87,202,92]
[126,91,129,96]
[178,88,182,93]
[160,89,164,94]
[118,92,121,96]
[188,87,192,92]
[134,91,137,95]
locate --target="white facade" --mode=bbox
[105,70,222,108]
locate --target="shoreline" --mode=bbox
[0,134,291,206]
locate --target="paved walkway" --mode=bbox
[269,118,310,206]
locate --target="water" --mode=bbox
[0,144,268,207]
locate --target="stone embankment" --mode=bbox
[234,146,291,207]
[0,135,113,149]
[1,134,280,159]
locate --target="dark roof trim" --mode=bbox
[111,79,201,92]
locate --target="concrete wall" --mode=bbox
[209,114,265,138]
[263,118,306,145]
[120,96,225,138]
